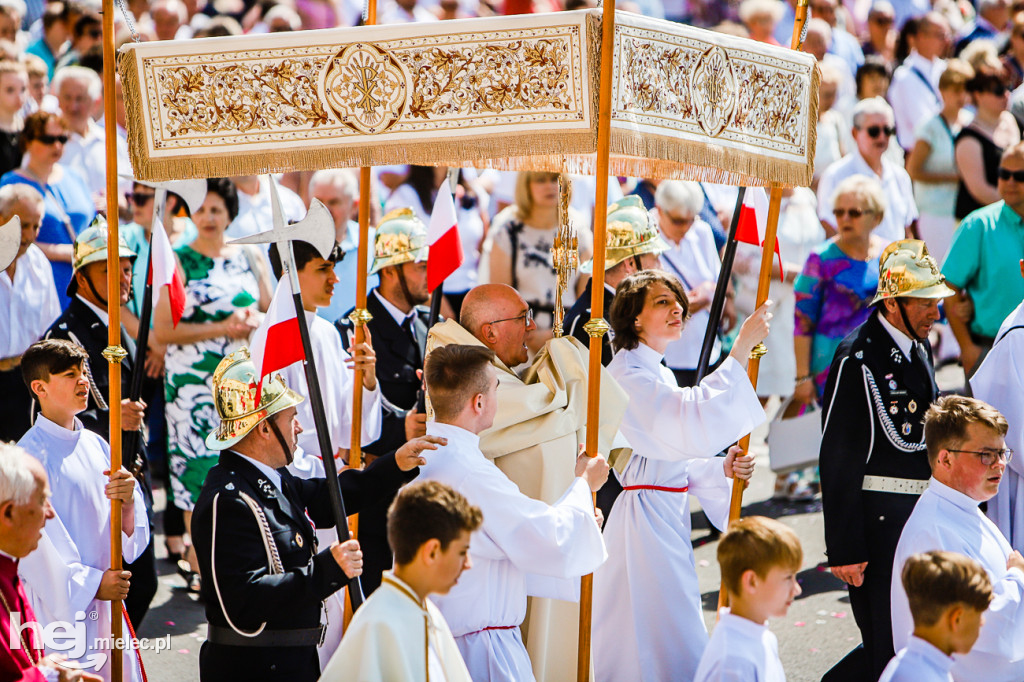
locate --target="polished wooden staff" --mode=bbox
[717,0,809,610]
[578,0,616,678]
[100,0,125,676]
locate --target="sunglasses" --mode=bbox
[832,207,871,219]
[982,83,1008,97]
[999,167,1024,182]
[862,125,896,139]
[870,14,894,24]
[35,133,68,145]
[126,191,155,206]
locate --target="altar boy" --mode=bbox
[695,516,802,682]
[880,551,992,682]
[321,480,479,681]
[418,343,608,682]
[17,339,149,682]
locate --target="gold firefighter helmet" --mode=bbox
[67,215,137,296]
[870,239,956,306]
[205,347,304,451]
[369,208,429,275]
[579,196,668,274]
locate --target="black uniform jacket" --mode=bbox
[819,312,938,568]
[192,449,416,680]
[565,279,615,367]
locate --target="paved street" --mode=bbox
[137,363,967,681]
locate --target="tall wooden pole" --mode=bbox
[578,0,616,679]
[101,1,125,678]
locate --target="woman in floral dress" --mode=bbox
[153,177,272,588]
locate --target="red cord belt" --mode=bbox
[622,485,689,493]
[463,625,517,637]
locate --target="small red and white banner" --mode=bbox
[735,187,784,281]
[250,276,304,398]
[426,184,463,292]
[150,219,186,327]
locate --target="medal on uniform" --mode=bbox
[908,400,917,413]
[902,422,912,436]
[889,379,898,390]
[295,532,304,548]
[889,402,898,415]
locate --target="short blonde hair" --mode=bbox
[738,0,783,24]
[832,175,887,220]
[718,516,803,596]
[939,58,974,91]
[22,54,46,80]
[513,171,570,225]
[924,395,1008,467]
[902,551,993,627]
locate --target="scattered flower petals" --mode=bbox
[698,560,710,567]
[794,621,806,627]
[810,648,820,653]
[833,611,847,618]
[177,649,189,655]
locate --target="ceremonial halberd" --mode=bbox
[119,9,818,187]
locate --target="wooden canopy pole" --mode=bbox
[577,0,616,679]
[101,0,125,677]
[717,0,809,611]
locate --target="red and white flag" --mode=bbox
[249,276,305,397]
[150,219,186,327]
[426,184,463,292]
[734,187,784,281]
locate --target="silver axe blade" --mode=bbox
[227,179,336,260]
[0,215,21,272]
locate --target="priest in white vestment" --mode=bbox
[892,395,1024,682]
[268,241,384,668]
[426,283,626,682]
[418,343,608,682]
[592,270,770,681]
[970,281,1024,551]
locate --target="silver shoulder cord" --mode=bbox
[211,491,284,637]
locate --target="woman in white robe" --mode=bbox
[592,270,771,682]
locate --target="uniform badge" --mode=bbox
[908,400,917,413]
[257,478,276,498]
[295,533,304,548]
[902,422,912,436]
[225,482,235,491]
[855,351,864,359]
[889,380,898,390]
[889,403,899,415]
[890,348,903,364]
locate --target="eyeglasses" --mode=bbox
[981,83,1008,97]
[87,28,102,39]
[999,167,1024,182]
[832,207,871,219]
[861,125,896,138]
[487,307,534,326]
[948,448,1014,466]
[870,14,894,24]
[664,213,695,227]
[35,133,68,145]
[126,191,155,206]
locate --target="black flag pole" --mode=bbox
[694,187,747,383]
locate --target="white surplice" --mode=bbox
[879,636,955,682]
[970,301,1024,551]
[593,344,765,682]
[694,609,786,682]
[418,421,606,682]
[321,572,472,682]
[283,310,383,668]
[891,478,1024,682]
[17,415,150,682]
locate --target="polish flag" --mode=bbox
[150,219,186,327]
[734,187,784,281]
[426,184,463,292]
[249,276,305,398]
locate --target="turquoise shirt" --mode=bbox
[942,201,1024,339]
[122,218,198,321]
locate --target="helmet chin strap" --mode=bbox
[395,265,425,309]
[82,272,109,308]
[267,416,294,466]
[894,298,923,343]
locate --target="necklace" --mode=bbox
[0,585,40,665]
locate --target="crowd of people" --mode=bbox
[1,0,1024,680]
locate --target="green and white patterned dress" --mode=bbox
[165,244,260,511]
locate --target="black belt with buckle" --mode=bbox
[207,624,324,647]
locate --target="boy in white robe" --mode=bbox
[418,344,608,682]
[16,339,150,682]
[322,480,479,682]
[969,261,1024,551]
[695,516,803,682]
[881,551,993,682]
[268,240,385,667]
[892,395,1024,682]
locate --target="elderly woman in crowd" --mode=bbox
[0,110,94,309]
[153,177,272,591]
[954,65,1020,220]
[795,176,886,407]
[482,170,592,338]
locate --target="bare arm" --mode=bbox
[35,242,73,263]
[907,138,959,184]
[955,136,1002,207]
[488,241,513,288]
